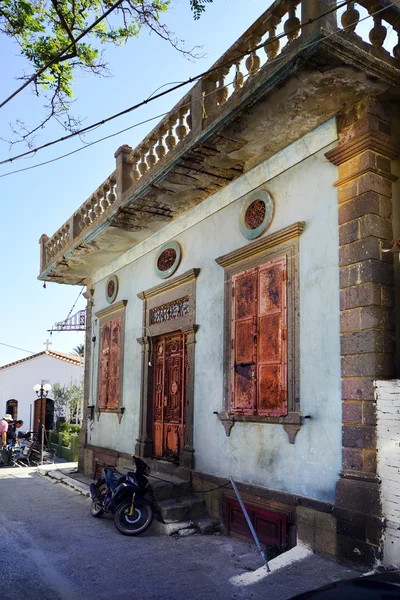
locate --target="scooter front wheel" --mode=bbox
[90,483,107,518]
[114,498,153,536]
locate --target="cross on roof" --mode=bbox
[43,339,52,351]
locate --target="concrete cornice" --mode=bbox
[137,269,200,300]
[216,222,305,269]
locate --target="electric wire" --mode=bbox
[55,287,85,332]
[1,0,398,178]
[0,342,36,354]
[0,0,126,110]
[0,0,354,167]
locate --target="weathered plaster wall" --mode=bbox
[88,118,342,504]
[0,355,81,430]
[376,379,400,567]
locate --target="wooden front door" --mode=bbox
[153,332,187,462]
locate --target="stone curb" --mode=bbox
[37,465,91,498]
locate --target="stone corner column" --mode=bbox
[78,292,93,475]
[114,144,133,201]
[326,97,399,566]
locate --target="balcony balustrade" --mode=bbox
[39,0,400,276]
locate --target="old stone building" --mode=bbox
[38,0,400,567]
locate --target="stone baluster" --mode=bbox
[156,126,167,160]
[341,1,360,33]
[101,183,110,210]
[394,28,400,59]
[369,13,387,50]
[233,60,244,91]
[175,108,188,142]
[139,145,148,176]
[284,6,301,43]
[165,118,177,152]
[186,104,192,132]
[130,152,141,182]
[108,176,117,206]
[216,67,229,105]
[265,16,281,60]
[95,191,103,216]
[202,77,217,120]
[88,197,96,222]
[147,138,157,168]
[78,208,86,232]
[83,202,91,226]
[245,36,261,75]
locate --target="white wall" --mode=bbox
[87,118,342,504]
[0,355,81,430]
[376,379,400,566]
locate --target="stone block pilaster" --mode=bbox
[326,98,399,565]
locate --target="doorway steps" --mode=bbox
[147,473,219,537]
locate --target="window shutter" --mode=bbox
[107,317,122,410]
[231,268,257,414]
[98,322,111,408]
[257,257,287,416]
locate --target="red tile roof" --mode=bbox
[0,350,82,371]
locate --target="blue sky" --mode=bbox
[0,0,268,367]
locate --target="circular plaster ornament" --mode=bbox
[105,274,119,304]
[154,241,181,279]
[239,188,274,240]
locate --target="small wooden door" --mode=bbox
[34,398,54,435]
[153,332,187,462]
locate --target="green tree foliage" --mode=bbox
[72,343,85,357]
[52,380,84,423]
[0,0,213,143]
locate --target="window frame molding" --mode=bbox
[216,222,304,443]
[95,299,127,422]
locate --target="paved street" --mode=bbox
[0,468,358,600]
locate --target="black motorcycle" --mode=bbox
[89,456,153,536]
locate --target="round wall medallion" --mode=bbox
[239,188,274,240]
[105,274,119,304]
[154,241,181,279]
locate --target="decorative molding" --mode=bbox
[325,131,400,165]
[239,188,275,240]
[95,299,127,319]
[150,296,189,325]
[333,167,398,188]
[216,222,305,268]
[105,274,119,304]
[218,411,302,427]
[180,324,199,336]
[154,241,182,279]
[138,268,200,300]
[221,417,235,437]
[283,423,301,444]
[95,406,125,423]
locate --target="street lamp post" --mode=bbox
[33,381,52,464]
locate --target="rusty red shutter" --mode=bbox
[257,257,287,416]
[107,317,122,409]
[98,322,111,408]
[231,268,257,414]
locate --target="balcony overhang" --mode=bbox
[39,14,400,286]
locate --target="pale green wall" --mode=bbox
[88,118,342,504]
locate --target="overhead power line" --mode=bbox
[0,0,126,110]
[0,342,35,354]
[0,0,398,179]
[0,0,352,167]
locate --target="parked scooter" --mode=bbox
[89,456,153,536]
